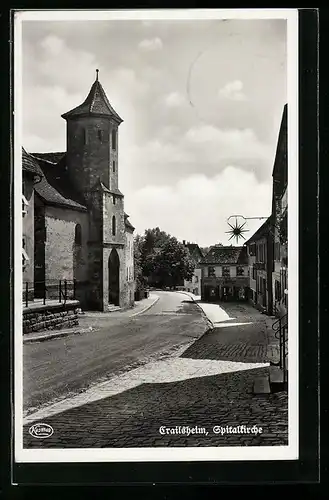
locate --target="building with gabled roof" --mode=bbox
[22,72,135,311]
[182,241,204,295]
[200,245,249,302]
[245,216,273,314]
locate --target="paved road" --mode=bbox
[23,292,208,413]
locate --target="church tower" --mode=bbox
[62,71,129,311]
[61,69,123,194]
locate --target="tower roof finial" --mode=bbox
[96,68,99,81]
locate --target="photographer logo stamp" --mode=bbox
[28,423,54,439]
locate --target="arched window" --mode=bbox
[111,129,117,150]
[75,224,82,245]
[112,216,116,236]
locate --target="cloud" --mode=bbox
[138,37,163,51]
[126,167,272,246]
[218,80,247,101]
[40,34,65,55]
[164,91,185,107]
[184,125,271,164]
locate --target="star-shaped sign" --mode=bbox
[225,216,249,244]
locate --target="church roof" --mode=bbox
[89,179,124,197]
[61,74,123,123]
[200,246,248,265]
[31,153,87,211]
[32,152,66,164]
[22,147,43,178]
[124,212,135,232]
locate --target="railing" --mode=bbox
[271,313,288,384]
[23,279,77,308]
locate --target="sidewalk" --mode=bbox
[23,293,159,344]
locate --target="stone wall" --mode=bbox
[23,302,79,334]
[44,205,89,283]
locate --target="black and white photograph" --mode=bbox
[14,8,299,463]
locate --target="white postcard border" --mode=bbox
[14,8,299,463]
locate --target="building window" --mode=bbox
[222,266,230,277]
[75,224,82,245]
[113,160,116,173]
[83,128,88,145]
[98,129,103,142]
[195,275,198,283]
[112,215,116,236]
[22,194,29,217]
[252,266,257,280]
[22,238,29,271]
[249,243,256,256]
[237,266,244,276]
[208,266,215,277]
[113,195,116,205]
[274,241,281,261]
[111,129,117,150]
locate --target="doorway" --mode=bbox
[108,248,120,305]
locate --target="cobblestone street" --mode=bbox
[23,299,288,449]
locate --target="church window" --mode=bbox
[113,196,116,205]
[113,160,116,172]
[111,129,117,150]
[112,216,116,236]
[75,224,82,246]
[98,129,103,142]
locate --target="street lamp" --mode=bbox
[226,215,268,244]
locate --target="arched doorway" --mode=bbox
[108,248,120,305]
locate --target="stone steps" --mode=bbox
[253,367,288,395]
[107,303,122,313]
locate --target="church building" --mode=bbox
[22,71,135,311]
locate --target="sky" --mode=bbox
[21,16,287,247]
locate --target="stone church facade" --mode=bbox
[22,72,135,311]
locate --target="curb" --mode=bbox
[23,327,93,344]
[129,295,160,317]
[176,291,214,330]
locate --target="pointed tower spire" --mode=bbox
[61,72,123,123]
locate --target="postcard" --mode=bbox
[14,8,299,464]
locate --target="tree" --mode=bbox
[134,228,195,289]
[152,237,195,288]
